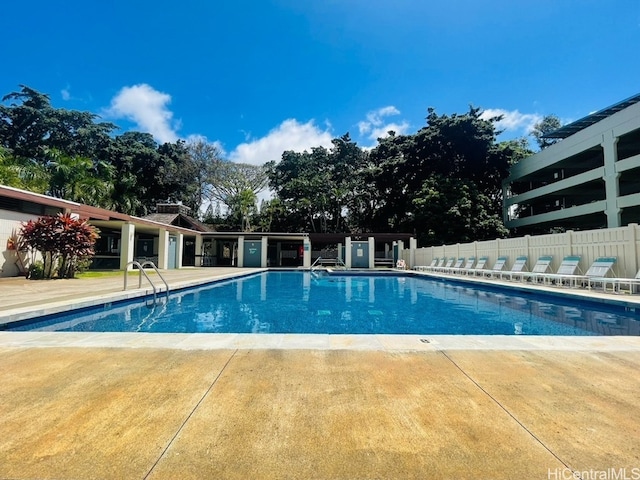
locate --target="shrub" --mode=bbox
[20,213,100,279]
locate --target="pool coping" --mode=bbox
[1,268,639,351]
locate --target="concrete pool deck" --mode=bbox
[1,268,639,478]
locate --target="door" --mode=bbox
[168,236,177,269]
[351,241,369,268]
[243,240,262,267]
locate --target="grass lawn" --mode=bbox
[77,269,156,279]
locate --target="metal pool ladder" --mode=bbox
[311,256,347,271]
[123,260,170,305]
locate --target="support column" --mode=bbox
[195,234,203,267]
[261,236,268,268]
[176,233,184,269]
[345,237,352,268]
[237,236,244,267]
[602,132,621,228]
[368,237,375,269]
[157,229,169,269]
[303,237,311,268]
[120,223,135,270]
[409,237,417,269]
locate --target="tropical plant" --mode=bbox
[19,213,100,279]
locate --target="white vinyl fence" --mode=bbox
[406,223,640,278]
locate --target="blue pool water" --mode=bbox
[4,271,640,335]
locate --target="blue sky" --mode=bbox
[2,0,639,165]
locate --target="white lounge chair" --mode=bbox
[451,257,474,274]
[422,258,439,272]
[470,256,489,276]
[433,257,455,273]
[429,257,448,272]
[577,257,618,290]
[500,256,528,280]
[415,258,438,272]
[553,257,616,289]
[445,257,465,274]
[541,255,582,287]
[516,256,553,283]
[597,269,640,293]
[486,256,508,278]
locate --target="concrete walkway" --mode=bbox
[1,268,639,478]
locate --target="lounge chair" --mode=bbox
[577,257,618,290]
[415,258,438,272]
[597,269,640,293]
[433,257,455,273]
[486,256,508,278]
[500,256,528,280]
[415,257,440,272]
[470,256,489,276]
[516,256,553,283]
[428,257,447,272]
[452,257,475,274]
[540,255,583,287]
[552,257,616,289]
[444,257,465,274]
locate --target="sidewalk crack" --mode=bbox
[143,349,239,479]
[438,350,578,476]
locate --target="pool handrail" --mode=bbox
[123,261,170,304]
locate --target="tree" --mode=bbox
[19,213,99,279]
[230,189,258,231]
[362,107,511,243]
[186,139,224,215]
[266,134,367,233]
[0,85,117,161]
[531,114,562,150]
[44,148,115,207]
[412,174,508,245]
[207,162,268,229]
[106,132,162,215]
[0,147,24,188]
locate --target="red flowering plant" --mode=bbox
[20,213,100,279]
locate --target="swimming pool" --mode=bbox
[4,271,639,335]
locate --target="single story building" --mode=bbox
[0,185,413,276]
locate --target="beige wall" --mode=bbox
[0,210,39,277]
[408,223,640,278]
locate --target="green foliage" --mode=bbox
[264,107,524,244]
[412,175,508,244]
[1,85,530,245]
[531,114,562,150]
[265,134,367,233]
[0,86,219,216]
[206,162,268,230]
[20,213,100,279]
[27,261,45,280]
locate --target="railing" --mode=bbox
[123,261,170,306]
[311,257,347,271]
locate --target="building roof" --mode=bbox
[0,185,201,235]
[143,212,214,232]
[543,93,640,139]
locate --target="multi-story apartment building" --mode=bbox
[503,94,640,233]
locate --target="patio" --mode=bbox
[0,268,639,478]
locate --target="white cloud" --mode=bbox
[229,118,333,165]
[480,108,542,134]
[61,87,71,101]
[106,84,180,143]
[357,106,409,142]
